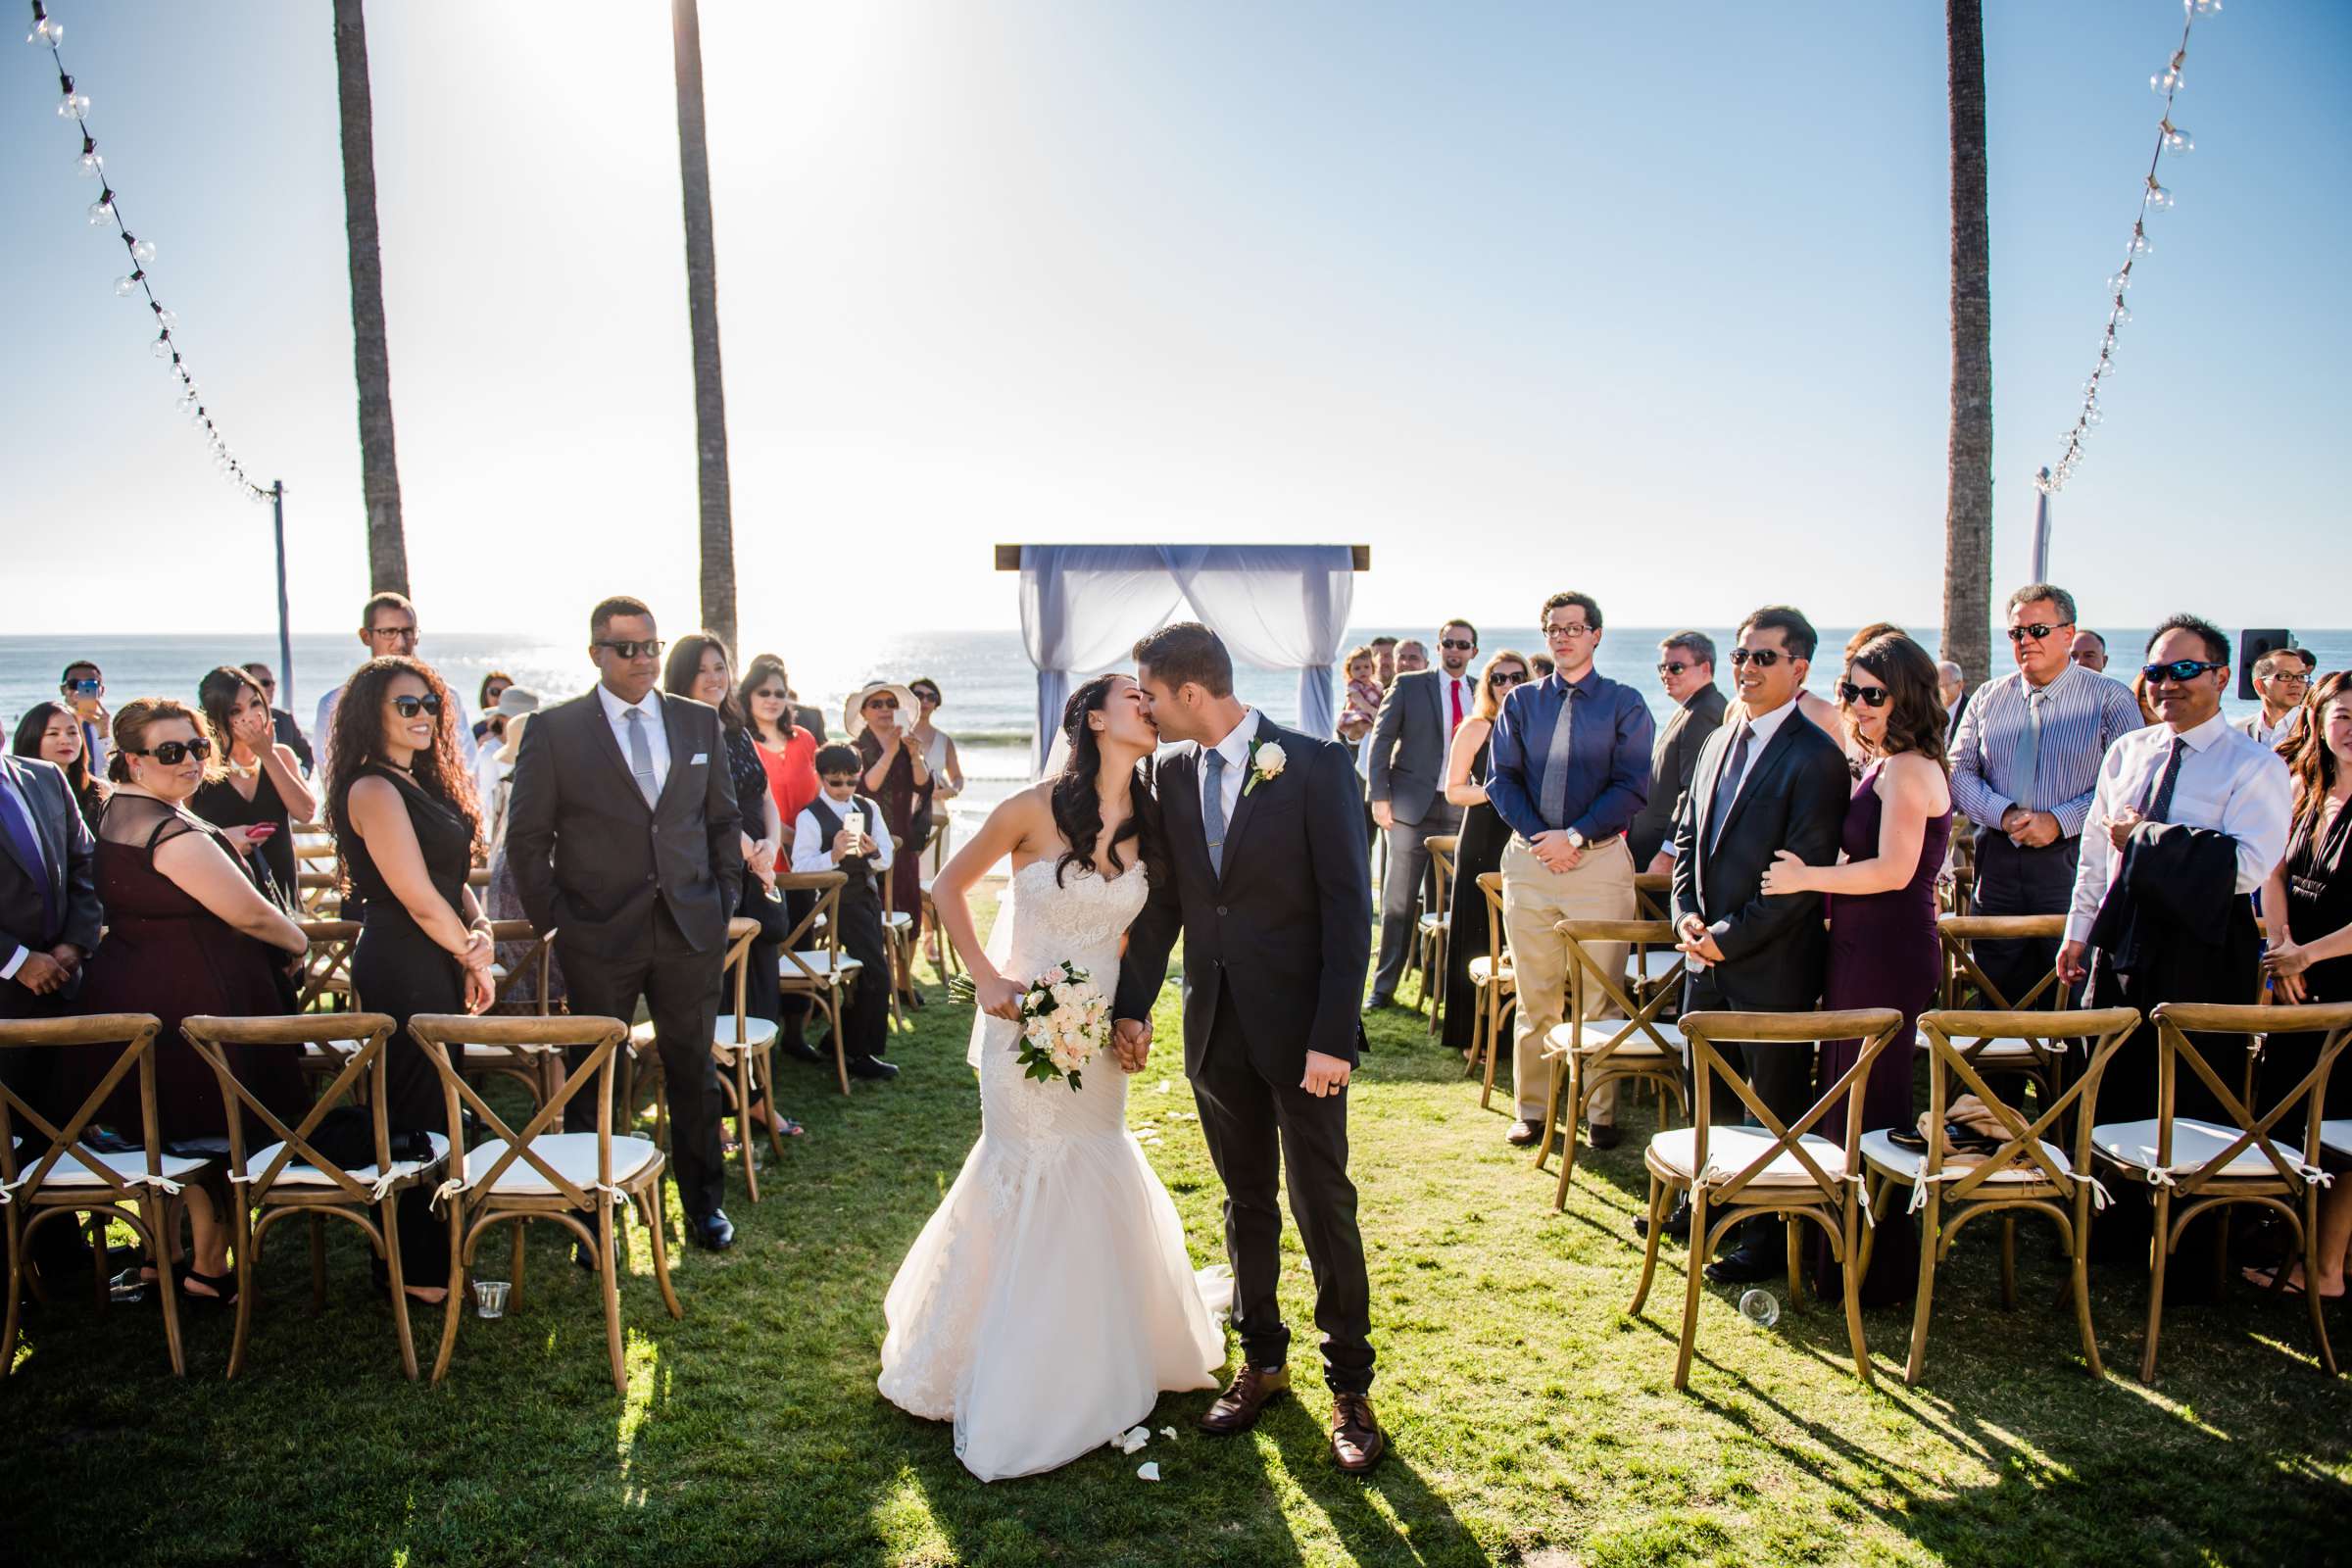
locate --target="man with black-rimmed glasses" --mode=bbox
[1949,583,2144,1005]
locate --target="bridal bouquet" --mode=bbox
[951,959,1107,1091]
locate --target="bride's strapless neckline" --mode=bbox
[1008,857,1136,888]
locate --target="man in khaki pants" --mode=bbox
[1484,591,1655,1149]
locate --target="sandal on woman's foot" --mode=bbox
[773,1115,804,1138]
[175,1264,238,1305]
[2242,1263,2346,1300]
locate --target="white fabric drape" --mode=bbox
[1017,545,1357,772]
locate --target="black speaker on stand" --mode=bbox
[2236,628,2291,702]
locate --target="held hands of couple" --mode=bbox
[1111,1016,1152,1073]
[2264,936,2312,1004]
[13,945,80,995]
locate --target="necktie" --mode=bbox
[1448,678,1464,737]
[1202,748,1229,875]
[2013,687,2044,811]
[1706,721,1753,856]
[0,779,56,936]
[624,708,660,808]
[1538,691,1576,828]
[2139,735,2186,822]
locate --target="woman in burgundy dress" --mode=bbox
[849,681,933,1005]
[78,698,311,1303]
[1761,630,1951,1305]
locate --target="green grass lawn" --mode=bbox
[5,891,2347,1567]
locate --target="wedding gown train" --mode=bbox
[877,859,1227,1482]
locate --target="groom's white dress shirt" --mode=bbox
[597,684,671,797]
[1201,708,1262,826]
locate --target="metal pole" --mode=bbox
[2030,466,2052,583]
[271,480,295,711]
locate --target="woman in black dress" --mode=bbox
[850,681,933,1006]
[666,632,802,1141]
[191,664,316,906]
[327,657,495,1306]
[12,700,107,834]
[1442,651,1531,1054]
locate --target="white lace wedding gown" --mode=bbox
[878,859,1226,1482]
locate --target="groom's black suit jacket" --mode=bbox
[1115,717,1372,1080]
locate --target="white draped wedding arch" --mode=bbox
[1000,544,1366,772]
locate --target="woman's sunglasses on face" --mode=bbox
[1837,681,1890,709]
[864,697,899,712]
[131,739,212,765]
[911,689,940,706]
[752,687,786,704]
[391,694,444,719]
[1488,668,1528,687]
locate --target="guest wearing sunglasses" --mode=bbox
[2061,616,2293,1125]
[1629,632,1728,874]
[326,657,494,1305]
[1759,630,1952,1303]
[1438,650,1532,1056]
[193,665,316,907]
[58,661,109,776]
[1490,594,1654,1149]
[75,698,310,1303]
[240,662,314,777]
[1664,606,1849,1273]
[850,680,933,1002]
[507,595,746,1255]
[1949,583,2145,1012]
[1364,620,1482,1011]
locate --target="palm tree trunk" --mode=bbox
[333,0,407,597]
[1942,0,1993,688]
[672,0,737,654]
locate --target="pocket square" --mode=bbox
[690,752,709,765]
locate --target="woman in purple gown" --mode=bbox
[1761,629,1952,1305]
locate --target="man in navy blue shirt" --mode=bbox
[1487,591,1654,1150]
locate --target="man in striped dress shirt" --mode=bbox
[1949,583,2147,1004]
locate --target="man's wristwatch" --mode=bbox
[1567,829,1587,851]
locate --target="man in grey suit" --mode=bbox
[1364,619,1482,1009]
[1629,632,1729,872]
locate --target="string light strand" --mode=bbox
[2037,0,2224,496]
[26,1,268,501]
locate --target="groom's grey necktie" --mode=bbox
[1538,687,1576,829]
[624,708,660,808]
[1202,748,1229,876]
[1705,719,1752,856]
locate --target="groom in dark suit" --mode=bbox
[507,595,745,1252]
[1668,605,1850,1283]
[1113,622,1384,1473]
[1,749,107,1285]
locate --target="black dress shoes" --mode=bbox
[1588,1122,1623,1152]
[780,1039,825,1064]
[686,1210,736,1252]
[1703,1248,1780,1286]
[1361,995,1396,1015]
[573,1206,629,1271]
[849,1055,900,1081]
[1636,1197,1692,1242]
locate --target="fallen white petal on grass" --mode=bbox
[1155,1080,1173,1094]
[1159,1426,1177,1441]
[1136,1461,1161,1482]
[1117,1424,1151,1454]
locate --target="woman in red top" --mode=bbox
[740,656,824,1060]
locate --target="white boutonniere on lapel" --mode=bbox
[1242,737,1288,798]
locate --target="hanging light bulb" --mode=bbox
[86,195,115,224]
[2151,52,2186,95]
[2187,0,2222,16]
[28,14,64,46]
[2128,228,2153,256]
[150,333,173,360]
[2146,180,2175,212]
[2161,119,2194,155]
[56,89,88,119]
[129,237,156,265]
[2110,300,2132,326]
[2106,269,2134,293]
[75,147,103,179]
[114,270,143,296]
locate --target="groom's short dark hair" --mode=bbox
[1133,622,1233,698]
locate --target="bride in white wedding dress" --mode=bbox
[879,674,1225,1483]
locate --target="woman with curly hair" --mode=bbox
[1760,628,1952,1304]
[326,656,495,1306]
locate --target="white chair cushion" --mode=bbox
[1647,1125,1848,1188]
[1467,956,1512,985]
[1918,1026,2047,1062]
[783,951,861,981]
[1631,948,1684,984]
[710,1015,779,1053]
[1546,1019,1683,1059]
[14,1148,212,1189]
[464,1133,662,1196]
[1418,912,1449,933]
[2317,1119,2352,1160]
[2092,1118,2297,1181]
[243,1132,451,1191]
[1858,1127,2074,1188]
[882,911,913,931]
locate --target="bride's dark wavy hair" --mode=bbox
[1052,675,1159,887]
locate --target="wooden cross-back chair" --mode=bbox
[1629,1007,1904,1390]
[1538,918,1692,1207]
[408,1012,681,1393]
[2091,1000,2352,1383]
[0,1013,190,1377]
[774,870,858,1096]
[1935,913,2074,1107]
[882,834,915,1033]
[181,1011,451,1381]
[295,868,342,917]
[1859,1005,2140,1385]
[1415,834,1458,1034]
[1464,871,1515,1106]
[1632,870,1674,922]
[710,916,785,1202]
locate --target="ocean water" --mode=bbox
[9,624,2345,837]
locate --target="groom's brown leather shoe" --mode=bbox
[1199,1364,1291,1434]
[1331,1393,1387,1473]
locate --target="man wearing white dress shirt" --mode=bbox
[314,592,476,778]
[1362,620,1480,1008]
[2059,614,2291,1126]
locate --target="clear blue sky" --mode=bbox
[4,0,2346,652]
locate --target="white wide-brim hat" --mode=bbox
[496,709,534,766]
[843,681,919,740]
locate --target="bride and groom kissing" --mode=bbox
[877,622,1386,1483]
